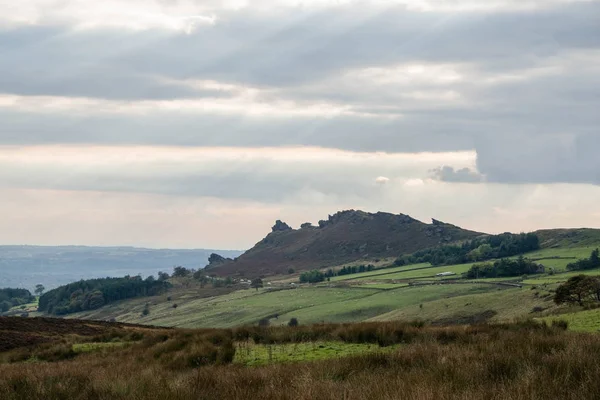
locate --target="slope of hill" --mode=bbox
[0,246,243,291]
[207,210,484,277]
[536,228,600,248]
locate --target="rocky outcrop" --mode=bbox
[272,220,293,232]
[205,253,233,269]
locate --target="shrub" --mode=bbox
[288,318,299,327]
[551,320,569,330]
[35,344,77,362]
[0,300,12,312]
[258,318,270,327]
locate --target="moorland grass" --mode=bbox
[2,319,600,400]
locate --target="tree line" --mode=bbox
[299,264,375,283]
[567,249,600,271]
[465,256,544,279]
[396,232,540,267]
[0,288,35,312]
[38,276,170,315]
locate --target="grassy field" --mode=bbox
[523,269,600,285]
[71,287,379,328]
[366,263,475,281]
[72,342,130,354]
[272,284,496,326]
[346,283,410,289]
[516,247,596,271]
[329,263,430,282]
[234,341,396,366]
[540,308,600,332]
[331,247,596,283]
[58,246,599,330]
[372,286,555,324]
[67,283,504,328]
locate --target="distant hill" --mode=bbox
[207,210,484,277]
[0,246,243,292]
[536,229,600,249]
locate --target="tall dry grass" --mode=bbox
[1,320,599,399]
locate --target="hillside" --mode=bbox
[207,210,484,277]
[536,228,600,248]
[63,231,600,330]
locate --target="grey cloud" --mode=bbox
[1,3,598,96]
[431,166,485,183]
[0,110,475,152]
[476,133,600,184]
[0,2,599,187]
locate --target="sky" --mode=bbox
[0,0,599,250]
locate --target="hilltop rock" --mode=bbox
[205,253,233,269]
[272,220,293,232]
[208,210,484,278]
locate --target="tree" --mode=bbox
[172,266,191,278]
[142,303,150,316]
[554,275,600,306]
[567,248,600,271]
[592,248,600,266]
[158,271,170,281]
[35,284,45,296]
[0,300,11,312]
[299,270,325,283]
[251,278,264,291]
[194,273,209,288]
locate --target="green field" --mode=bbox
[69,283,504,328]
[348,283,410,290]
[329,263,430,282]
[71,287,377,328]
[372,285,554,323]
[365,263,475,281]
[63,246,599,329]
[329,247,596,285]
[540,309,600,332]
[273,284,496,326]
[234,341,397,366]
[72,342,130,353]
[523,269,600,285]
[330,263,472,282]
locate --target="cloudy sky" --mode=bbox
[1,0,599,249]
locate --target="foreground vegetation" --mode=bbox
[2,317,600,399]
